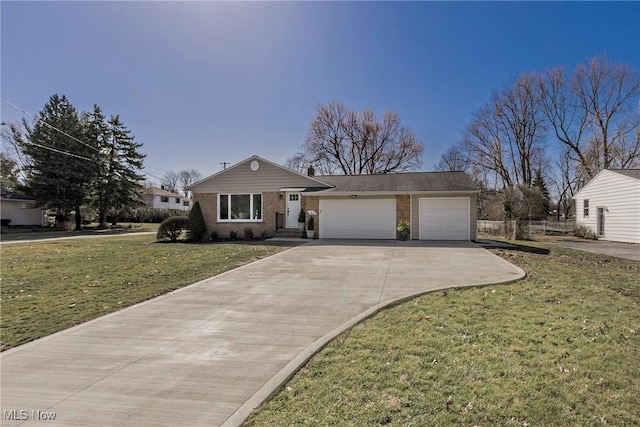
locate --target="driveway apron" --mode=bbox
[1,240,524,426]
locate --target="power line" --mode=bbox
[19,140,95,162]
[1,96,100,153]
[1,96,164,182]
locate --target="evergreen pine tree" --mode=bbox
[19,94,98,230]
[102,114,146,225]
[187,201,207,241]
[532,168,550,219]
[83,105,110,228]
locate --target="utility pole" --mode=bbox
[220,161,230,170]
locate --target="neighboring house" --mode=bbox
[0,191,45,227]
[188,155,479,240]
[143,186,191,211]
[573,169,640,244]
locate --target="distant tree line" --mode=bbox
[3,94,146,230]
[434,56,640,220]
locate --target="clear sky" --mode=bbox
[2,1,639,182]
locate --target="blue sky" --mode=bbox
[2,1,639,182]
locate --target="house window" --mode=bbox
[175,198,181,204]
[183,201,190,207]
[161,196,169,203]
[583,199,589,218]
[218,194,262,221]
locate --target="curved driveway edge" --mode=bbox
[1,240,524,427]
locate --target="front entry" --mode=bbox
[286,192,301,228]
[597,207,605,238]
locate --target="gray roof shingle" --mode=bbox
[610,169,640,180]
[307,171,478,193]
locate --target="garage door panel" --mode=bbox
[419,197,469,241]
[320,199,395,239]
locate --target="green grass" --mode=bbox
[0,235,295,350]
[245,242,640,426]
[0,222,159,241]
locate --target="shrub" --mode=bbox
[244,227,254,240]
[307,216,314,230]
[574,225,597,240]
[187,201,207,242]
[156,216,188,242]
[229,230,238,240]
[210,229,219,240]
[261,230,270,240]
[298,208,306,223]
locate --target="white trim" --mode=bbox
[217,193,263,222]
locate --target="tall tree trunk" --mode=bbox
[74,206,82,231]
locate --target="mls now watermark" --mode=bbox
[4,409,57,421]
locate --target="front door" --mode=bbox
[597,207,605,238]
[286,192,301,228]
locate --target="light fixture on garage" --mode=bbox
[351,195,357,198]
[279,193,283,200]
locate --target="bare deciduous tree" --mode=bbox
[540,56,640,179]
[461,74,547,188]
[290,101,423,175]
[178,169,202,197]
[434,145,469,172]
[161,170,180,193]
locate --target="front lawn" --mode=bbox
[0,235,296,350]
[245,241,639,426]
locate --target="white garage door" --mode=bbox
[419,197,470,240]
[320,198,396,239]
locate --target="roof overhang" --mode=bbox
[302,190,480,197]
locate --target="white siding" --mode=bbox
[574,170,640,244]
[0,200,44,226]
[150,195,190,211]
[319,198,396,239]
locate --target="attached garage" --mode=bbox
[319,198,396,239]
[419,197,470,241]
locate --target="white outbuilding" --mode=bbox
[573,169,640,244]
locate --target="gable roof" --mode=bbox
[610,169,640,180]
[573,168,640,199]
[308,171,478,194]
[0,191,38,201]
[187,155,479,194]
[187,155,333,193]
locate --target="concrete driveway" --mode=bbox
[1,240,524,427]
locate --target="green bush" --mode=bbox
[298,208,306,223]
[122,207,186,223]
[229,230,238,240]
[210,229,219,240]
[187,201,207,242]
[244,227,254,240]
[307,216,314,230]
[156,216,188,242]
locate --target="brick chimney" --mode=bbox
[307,166,315,177]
